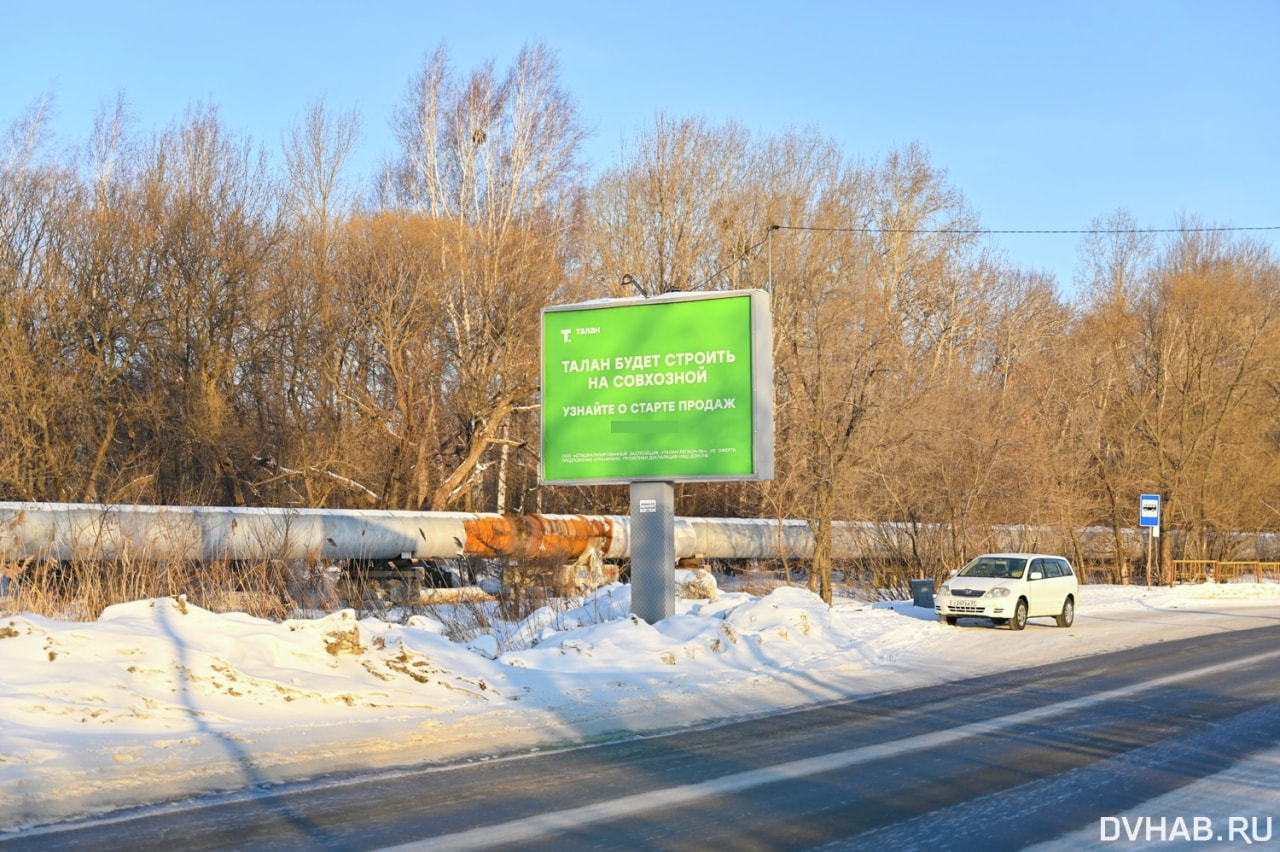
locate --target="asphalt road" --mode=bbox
[6,624,1280,851]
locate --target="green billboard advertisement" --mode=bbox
[541,289,774,484]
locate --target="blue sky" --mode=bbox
[4,0,1277,292]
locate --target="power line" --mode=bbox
[769,224,1280,236]
[690,223,1279,291]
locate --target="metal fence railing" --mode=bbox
[1170,560,1280,585]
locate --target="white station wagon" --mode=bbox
[935,553,1079,630]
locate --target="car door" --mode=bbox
[1028,558,1066,617]
[1054,558,1079,607]
[1027,558,1049,616]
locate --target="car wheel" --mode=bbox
[1056,597,1075,628]
[941,615,957,626]
[1010,599,1028,631]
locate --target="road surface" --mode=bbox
[5,624,1280,851]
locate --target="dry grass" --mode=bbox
[1,552,1131,634]
[0,554,316,621]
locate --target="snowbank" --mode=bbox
[2,580,1279,828]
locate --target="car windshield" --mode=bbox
[958,557,1027,579]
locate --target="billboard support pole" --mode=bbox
[630,481,675,623]
[541,289,776,624]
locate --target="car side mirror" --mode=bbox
[1029,571,1043,580]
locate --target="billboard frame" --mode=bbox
[540,289,774,486]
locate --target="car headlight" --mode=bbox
[985,586,1012,598]
[939,585,950,596]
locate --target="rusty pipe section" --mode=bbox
[0,501,836,566]
[461,515,615,561]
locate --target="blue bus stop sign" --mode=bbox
[1139,494,1161,528]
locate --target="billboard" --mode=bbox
[541,289,774,484]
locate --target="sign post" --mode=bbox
[630,481,675,620]
[1140,494,1161,589]
[541,290,774,622]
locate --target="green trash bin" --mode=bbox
[910,578,935,608]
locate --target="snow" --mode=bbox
[2,576,1280,837]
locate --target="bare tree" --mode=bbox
[256,100,366,506]
[282,99,360,241]
[1065,210,1157,579]
[127,105,281,504]
[785,145,989,602]
[584,115,753,295]
[379,43,588,510]
[385,42,586,234]
[1133,227,1280,569]
[1066,219,1280,575]
[0,99,84,500]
